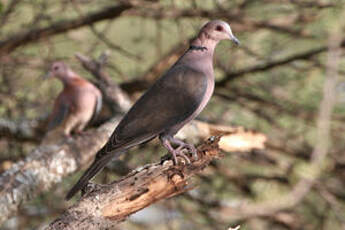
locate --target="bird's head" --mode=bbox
[50,62,68,78]
[199,20,239,45]
[45,61,70,81]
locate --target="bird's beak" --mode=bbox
[229,34,240,46]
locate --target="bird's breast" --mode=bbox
[191,73,215,118]
[168,72,214,135]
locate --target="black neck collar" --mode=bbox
[189,45,208,52]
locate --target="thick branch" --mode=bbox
[46,135,250,229]
[0,3,132,55]
[0,118,44,143]
[0,117,120,225]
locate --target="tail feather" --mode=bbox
[65,150,123,200]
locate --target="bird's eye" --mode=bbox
[216,25,223,31]
[54,66,59,71]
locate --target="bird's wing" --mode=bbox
[47,94,69,131]
[105,65,208,153]
[90,91,102,123]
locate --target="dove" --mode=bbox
[66,20,239,200]
[46,62,102,136]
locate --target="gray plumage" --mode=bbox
[66,20,239,200]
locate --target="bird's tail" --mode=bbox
[65,148,123,200]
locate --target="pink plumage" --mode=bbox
[47,62,102,136]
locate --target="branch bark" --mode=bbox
[0,118,45,143]
[0,117,119,225]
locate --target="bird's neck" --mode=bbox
[176,33,217,76]
[190,32,218,55]
[59,70,82,86]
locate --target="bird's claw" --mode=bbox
[176,143,198,161]
[171,150,191,165]
[160,136,198,165]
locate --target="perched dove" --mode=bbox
[66,20,239,200]
[46,62,102,136]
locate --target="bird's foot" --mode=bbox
[170,149,191,165]
[176,142,198,161]
[160,135,198,165]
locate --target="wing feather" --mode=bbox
[104,65,208,153]
[90,91,102,123]
[47,94,69,131]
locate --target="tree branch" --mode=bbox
[0,3,133,55]
[0,118,44,143]
[75,52,132,113]
[46,135,256,229]
[0,117,119,225]
[120,40,189,94]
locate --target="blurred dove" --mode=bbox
[46,62,102,136]
[66,20,239,200]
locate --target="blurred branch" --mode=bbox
[0,3,133,55]
[70,1,141,61]
[218,26,341,221]
[0,117,119,226]
[289,0,336,8]
[120,37,345,94]
[0,118,45,143]
[120,39,189,94]
[0,0,20,27]
[89,26,141,60]
[216,38,345,86]
[75,52,132,113]
[317,183,345,226]
[126,6,314,37]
